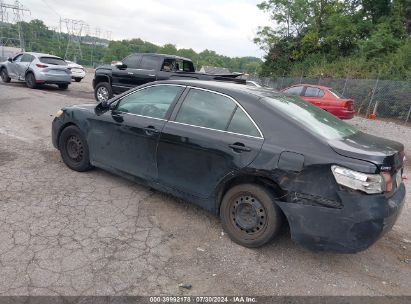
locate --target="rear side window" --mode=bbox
[123,54,141,69]
[228,107,260,137]
[176,89,236,131]
[21,54,34,63]
[284,86,303,96]
[304,87,324,97]
[40,57,67,66]
[140,55,159,70]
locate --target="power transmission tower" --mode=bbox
[60,18,87,62]
[0,0,30,59]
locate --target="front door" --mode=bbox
[157,88,264,199]
[7,53,23,79]
[112,54,142,94]
[88,84,184,181]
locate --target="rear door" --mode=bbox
[156,88,264,199]
[301,86,325,107]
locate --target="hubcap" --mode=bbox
[97,87,109,102]
[66,135,84,162]
[231,195,266,234]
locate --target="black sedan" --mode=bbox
[52,80,406,253]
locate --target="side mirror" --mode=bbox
[115,62,127,69]
[7,57,12,62]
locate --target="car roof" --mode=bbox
[154,79,282,100]
[24,52,63,59]
[287,83,331,90]
[129,53,192,62]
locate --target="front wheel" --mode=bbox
[1,68,11,83]
[94,82,113,103]
[58,125,93,172]
[220,183,283,248]
[74,78,82,82]
[25,72,37,89]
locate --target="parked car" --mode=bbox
[93,53,244,103]
[66,60,86,82]
[52,80,406,253]
[0,52,71,89]
[282,84,355,119]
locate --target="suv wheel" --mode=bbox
[1,68,11,83]
[74,78,82,82]
[58,84,69,90]
[220,183,283,248]
[25,72,37,89]
[59,125,93,172]
[94,82,112,103]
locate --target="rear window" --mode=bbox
[39,57,67,66]
[162,58,195,72]
[262,94,358,140]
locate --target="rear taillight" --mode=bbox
[344,100,354,111]
[380,172,392,192]
[36,64,48,68]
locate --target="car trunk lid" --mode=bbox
[329,132,405,173]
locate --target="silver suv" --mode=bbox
[0,52,71,89]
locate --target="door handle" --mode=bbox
[229,142,251,152]
[148,74,156,77]
[127,72,134,75]
[143,125,159,136]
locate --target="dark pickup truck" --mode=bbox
[92,53,245,102]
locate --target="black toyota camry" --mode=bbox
[52,80,406,253]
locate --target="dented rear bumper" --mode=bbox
[277,183,406,253]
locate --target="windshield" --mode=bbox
[262,94,358,140]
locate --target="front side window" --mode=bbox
[123,55,141,69]
[117,85,183,119]
[284,86,303,96]
[176,89,236,131]
[140,55,159,70]
[13,54,23,62]
[21,54,34,63]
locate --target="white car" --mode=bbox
[66,60,86,82]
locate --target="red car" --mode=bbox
[281,84,355,119]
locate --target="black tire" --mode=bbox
[220,183,283,248]
[94,82,113,103]
[0,68,11,83]
[58,83,69,90]
[58,125,93,172]
[25,72,37,89]
[74,78,82,82]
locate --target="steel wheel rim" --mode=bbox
[66,135,84,162]
[230,194,267,235]
[97,87,109,102]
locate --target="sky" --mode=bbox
[18,0,273,58]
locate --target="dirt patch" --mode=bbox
[0,150,17,166]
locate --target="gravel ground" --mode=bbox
[0,73,410,296]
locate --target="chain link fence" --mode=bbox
[249,75,411,125]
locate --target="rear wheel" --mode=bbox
[220,183,283,248]
[59,125,92,172]
[94,82,112,103]
[58,83,69,90]
[25,72,37,89]
[0,68,11,83]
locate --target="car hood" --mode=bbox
[329,132,405,172]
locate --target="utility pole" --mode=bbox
[61,18,87,62]
[0,0,30,60]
